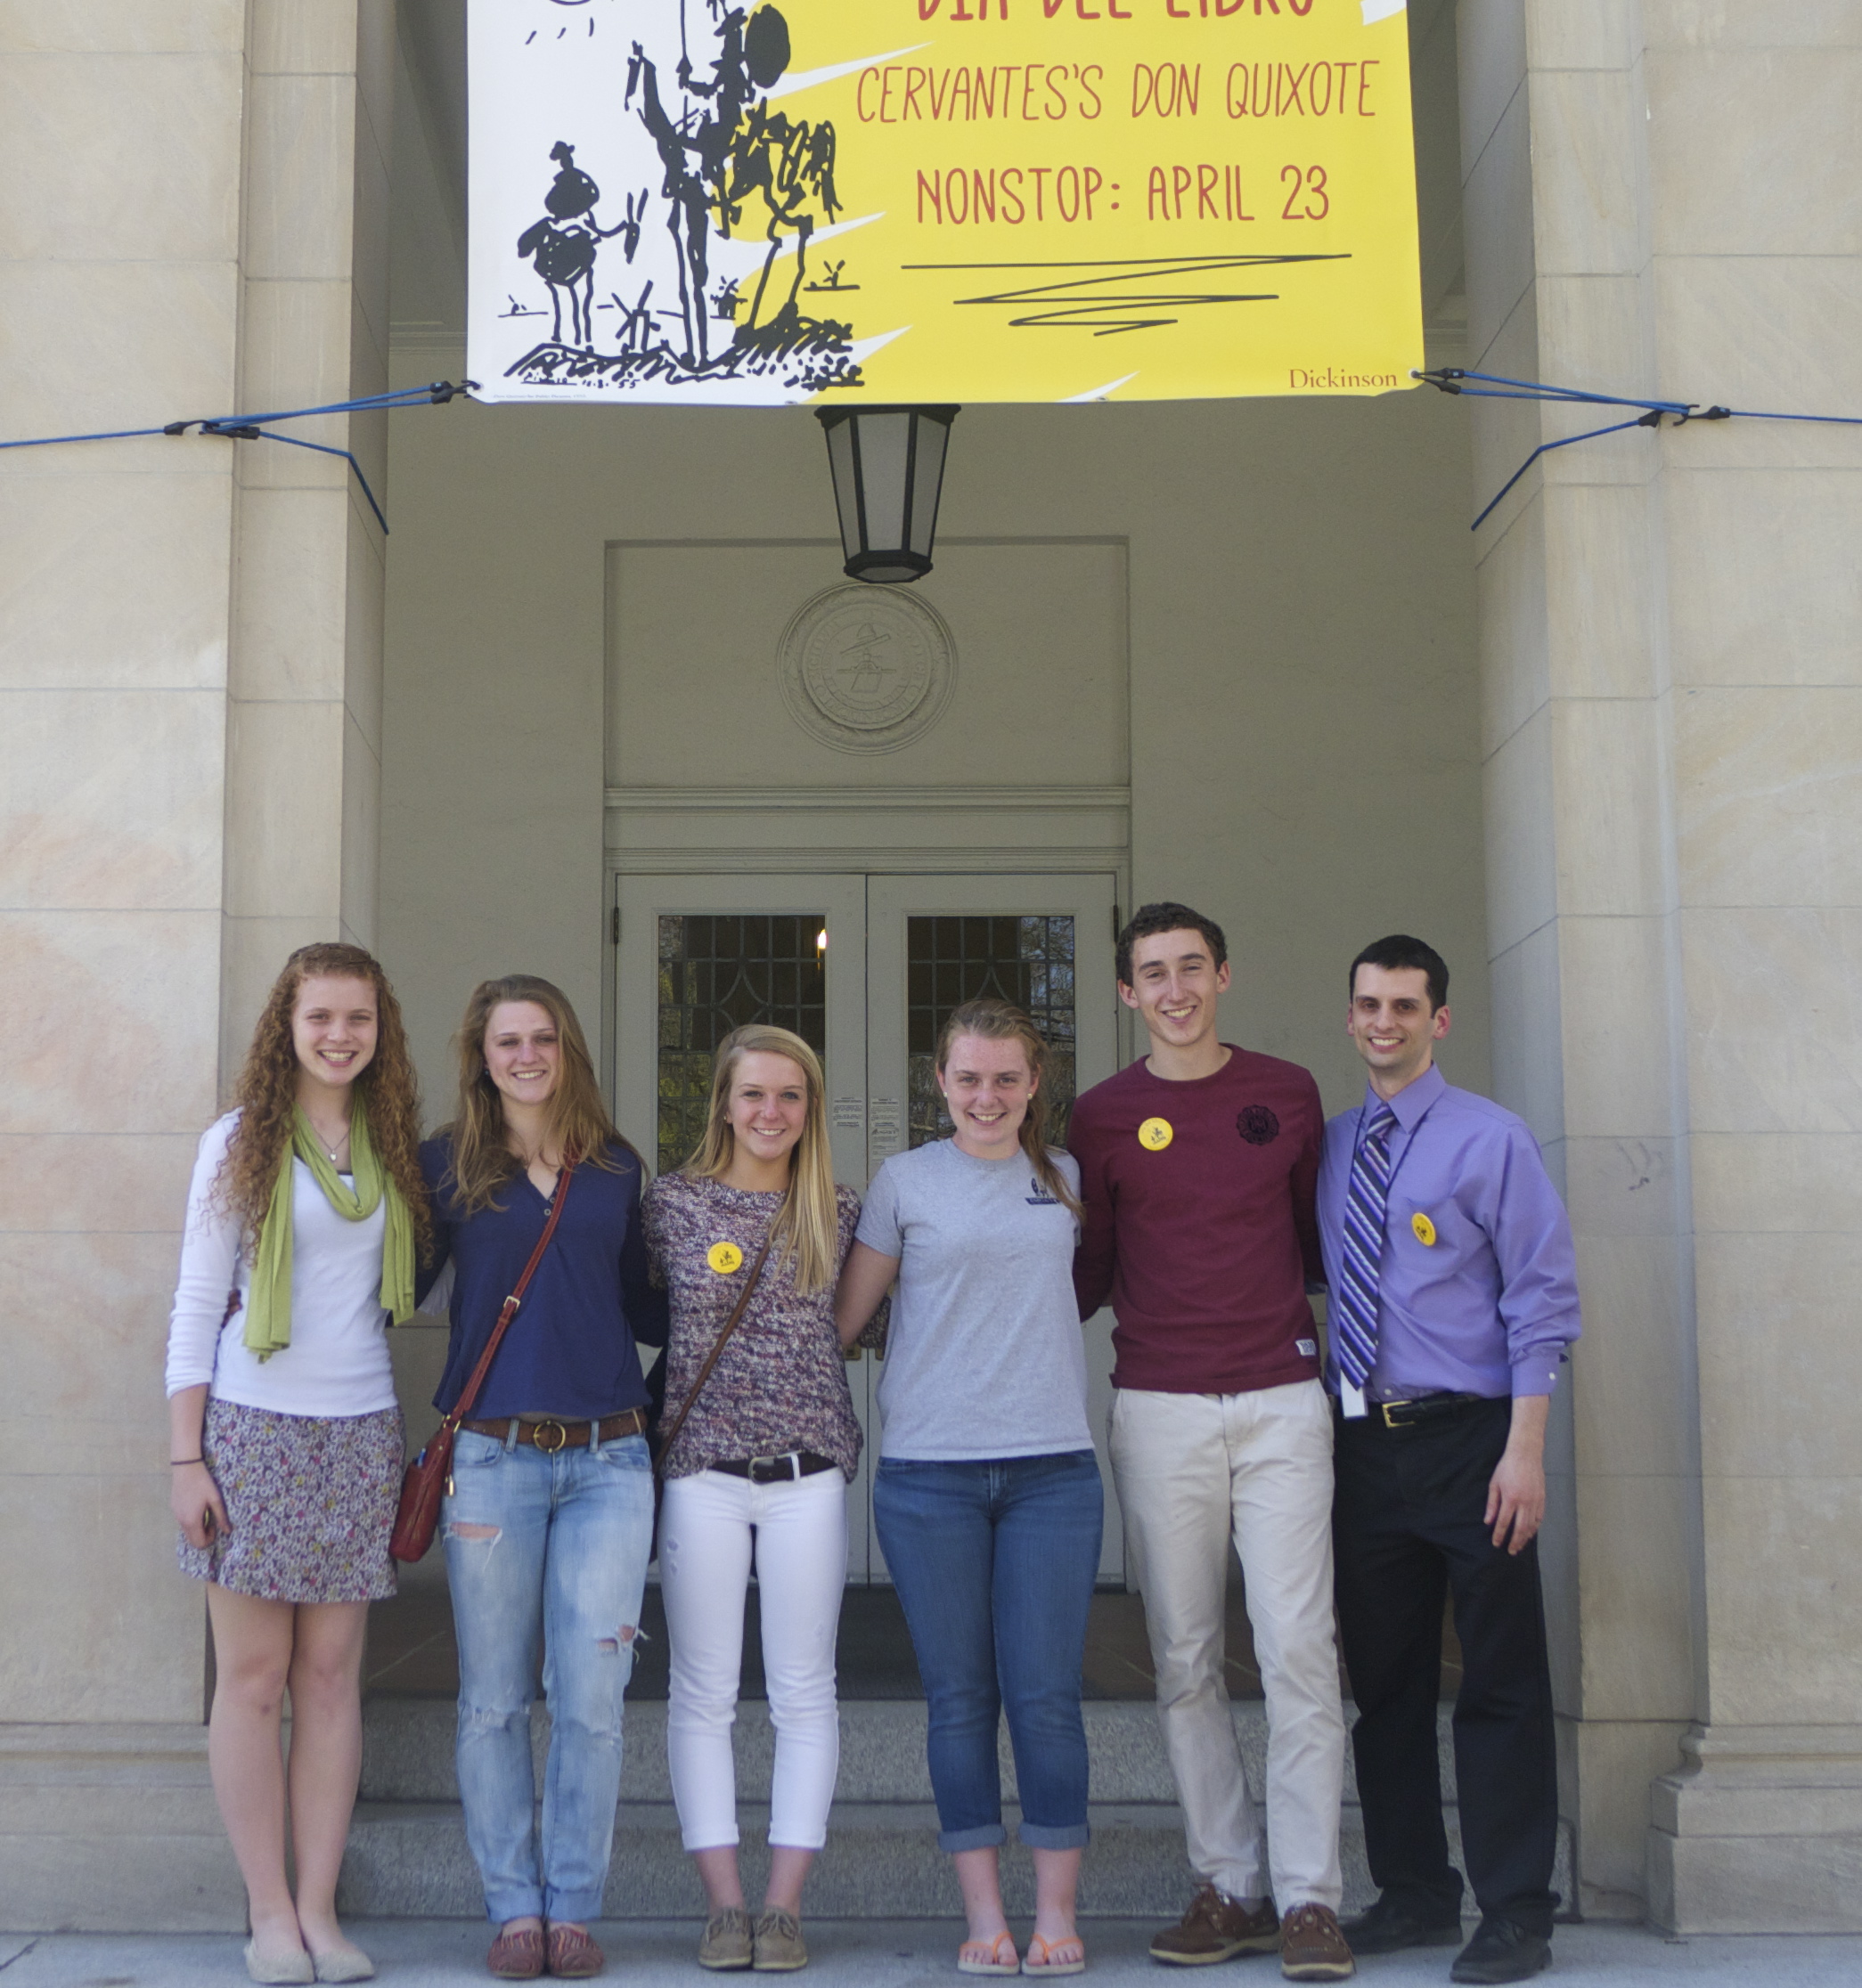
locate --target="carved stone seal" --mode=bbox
[777,583,957,754]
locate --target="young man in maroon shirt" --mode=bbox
[1072,904,1352,1982]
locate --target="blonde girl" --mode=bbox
[641,1025,864,1975]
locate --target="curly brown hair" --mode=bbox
[441,974,639,1218]
[216,942,433,1263]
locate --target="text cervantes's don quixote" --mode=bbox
[469,0,1422,406]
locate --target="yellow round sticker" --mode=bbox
[1138,1117,1174,1152]
[1411,1212,1438,1248]
[706,1241,745,1275]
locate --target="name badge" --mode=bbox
[1138,1117,1173,1151]
[706,1241,745,1275]
[1410,1211,1437,1247]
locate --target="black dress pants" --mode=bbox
[1332,1397,1559,1936]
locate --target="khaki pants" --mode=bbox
[1109,1380,1345,1911]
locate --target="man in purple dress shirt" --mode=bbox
[1318,936,1580,1987]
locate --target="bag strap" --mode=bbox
[655,1226,776,1468]
[436,1158,577,1439]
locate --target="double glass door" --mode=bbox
[613,871,1123,1581]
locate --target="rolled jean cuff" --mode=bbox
[543,1884,607,1925]
[938,1820,1009,1854]
[480,1887,543,1927]
[1017,1818,1090,1851]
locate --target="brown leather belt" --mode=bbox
[459,1409,649,1454]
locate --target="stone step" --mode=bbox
[361,1699,1456,1807]
[339,1794,1574,1921]
[346,1698,1573,1920]
[0,1715,1572,1931]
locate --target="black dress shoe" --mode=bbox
[1338,1895,1463,1955]
[1450,1917,1552,1984]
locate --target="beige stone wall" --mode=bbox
[1458,0,1862,1929]
[0,0,394,1751]
[0,0,246,1728]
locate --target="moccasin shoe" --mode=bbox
[311,1944,376,1984]
[1340,1896,1464,1955]
[544,1923,606,1978]
[1450,1918,1552,1984]
[243,1942,314,1986]
[752,1909,809,1972]
[698,1907,755,1971]
[486,1925,545,1980]
[1148,1885,1282,1965]
[1278,1902,1355,1981]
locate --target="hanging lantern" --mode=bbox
[814,404,960,584]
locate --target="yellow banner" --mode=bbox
[468,0,1422,404]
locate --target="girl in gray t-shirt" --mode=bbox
[836,998,1101,1980]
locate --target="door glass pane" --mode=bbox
[905,914,1075,1150]
[657,913,826,1175]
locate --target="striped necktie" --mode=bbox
[1334,1103,1398,1391]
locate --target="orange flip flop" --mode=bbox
[957,1929,1022,1976]
[1022,1932,1086,1977]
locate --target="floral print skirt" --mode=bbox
[176,1398,404,1603]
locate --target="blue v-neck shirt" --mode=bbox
[420,1135,669,1422]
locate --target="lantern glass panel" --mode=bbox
[823,418,862,558]
[908,417,950,560]
[854,411,912,552]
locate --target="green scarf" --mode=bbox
[244,1100,417,1360]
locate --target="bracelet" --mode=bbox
[170,1457,204,1466]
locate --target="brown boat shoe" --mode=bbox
[1278,1902,1356,1981]
[1148,1885,1283,1966]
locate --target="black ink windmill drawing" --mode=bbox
[490,0,862,399]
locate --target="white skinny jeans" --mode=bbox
[658,1465,847,1852]
[1108,1380,1345,1911]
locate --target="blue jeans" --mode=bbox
[442,1424,655,1924]
[873,1451,1103,1852]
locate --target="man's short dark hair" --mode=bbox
[1117,902,1229,988]
[1350,934,1449,1013]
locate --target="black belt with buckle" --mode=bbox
[459,1409,648,1453]
[709,1451,838,1484]
[1371,1392,1494,1430]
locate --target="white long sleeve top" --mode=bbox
[164,1112,398,1417]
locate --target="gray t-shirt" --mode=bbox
[855,1139,1092,1462]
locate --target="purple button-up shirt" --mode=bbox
[1318,1064,1580,1401]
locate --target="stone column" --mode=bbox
[0,3,393,1929]
[225,0,396,1059]
[1459,0,1862,1931]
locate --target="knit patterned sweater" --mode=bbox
[641,1173,863,1480]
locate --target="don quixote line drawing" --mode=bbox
[502,0,862,396]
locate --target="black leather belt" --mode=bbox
[708,1450,838,1483]
[1363,1392,1495,1430]
[460,1409,648,1452]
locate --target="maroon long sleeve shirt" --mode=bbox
[1069,1046,1325,1396]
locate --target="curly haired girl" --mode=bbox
[165,941,429,1986]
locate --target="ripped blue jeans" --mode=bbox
[442,1425,654,1924]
